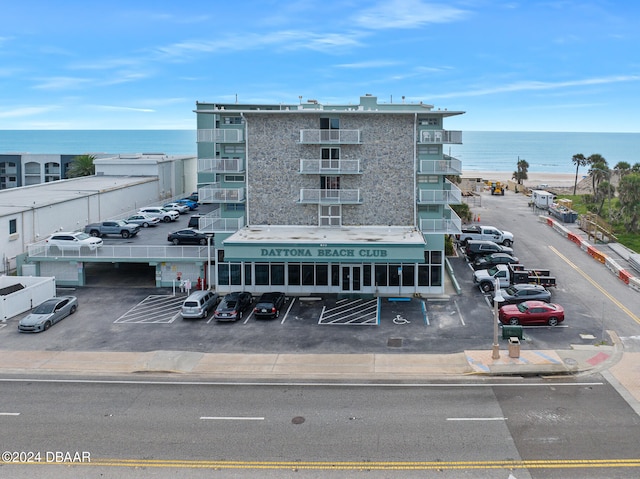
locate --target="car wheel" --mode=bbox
[142,222,149,228]
[548,317,559,326]
[44,321,52,331]
[172,239,180,245]
[199,238,206,245]
[70,305,77,314]
[503,239,512,247]
[508,318,519,325]
[202,309,208,319]
[121,231,130,239]
[89,230,100,237]
[481,282,493,293]
[163,216,172,223]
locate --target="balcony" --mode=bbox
[299,189,362,204]
[418,130,462,144]
[198,158,245,173]
[419,206,462,234]
[199,215,245,233]
[199,185,245,204]
[418,156,462,175]
[299,159,361,174]
[299,129,361,144]
[197,129,244,143]
[417,180,462,205]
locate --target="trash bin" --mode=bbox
[502,324,523,340]
[508,337,521,358]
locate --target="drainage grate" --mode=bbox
[291,416,306,425]
[387,338,403,348]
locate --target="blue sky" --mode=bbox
[1,0,639,132]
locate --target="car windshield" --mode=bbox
[505,286,517,295]
[75,232,91,240]
[225,301,237,308]
[517,303,530,313]
[487,266,498,275]
[33,301,57,314]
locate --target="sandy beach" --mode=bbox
[462,170,593,194]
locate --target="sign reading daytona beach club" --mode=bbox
[260,247,388,258]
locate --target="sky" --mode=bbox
[1,0,639,132]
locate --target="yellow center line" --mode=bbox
[549,245,640,324]
[14,458,640,471]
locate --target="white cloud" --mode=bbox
[0,106,58,118]
[430,75,640,99]
[91,104,155,113]
[33,76,92,90]
[354,0,469,29]
[336,60,401,68]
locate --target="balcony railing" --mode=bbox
[418,156,462,175]
[299,159,361,174]
[199,185,245,203]
[27,244,210,260]
[197,129,244,143]
[199,216,245,233]
[299,129,361,144]
[419,206,462,234]
[417,180,462,205]
[299,189,362,204]
[198,158,245,173]
[418,130,462,144]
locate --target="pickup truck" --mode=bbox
[84,220,140,239]
[455,225,514,247]
[473,264,556,292]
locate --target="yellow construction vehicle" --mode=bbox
[491,181,505,196]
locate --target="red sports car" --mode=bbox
[498,300,564,326]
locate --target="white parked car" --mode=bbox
[163,202,189,214]
[125,213,161,227]
[138,207,179,223]
[46,232,103,253]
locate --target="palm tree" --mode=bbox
[512,157,529,185]
[587,154,608,196]
[571,153,587,195]
[66,154,96,178]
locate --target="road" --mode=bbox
[1,375,639,478]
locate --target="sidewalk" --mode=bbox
[0,331,625,380]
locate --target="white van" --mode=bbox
[180,290,219,319]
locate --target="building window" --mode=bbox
[224,175,244,182]
[331,265,339,286]
[255,264,269,285]
[230,264,242,285]
[288,264,301,285]
[375,265,387,287]
[225,204,245,211]
[224,145,244,154]
[320,118,340,130]
[319,205,341,226]
[9,219,17,234]
[316,265,329,286]
[223,116,243,125]
[420,118,439,126]
[271,264,285,285]
[321,148,340,169]
[302,265,315,285]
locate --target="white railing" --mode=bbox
[199,216,245,232]
[420,207,462,234]
[418,181,462,204]
[198,158,244,173]
[299,189,362,204]
[28,244,211,259]
[299,159,361,174]
[199,186,245,203]
[418,157,462,175]
[299,129,361,144]
[197,129,244,143]
[418,130,462,144]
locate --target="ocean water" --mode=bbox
[0,130,638,174]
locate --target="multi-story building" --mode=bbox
[194,94,464,296]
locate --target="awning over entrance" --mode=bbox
[222,225,427,263]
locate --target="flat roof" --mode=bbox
[0,176,157,217]
[225,225,425,246]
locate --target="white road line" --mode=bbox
[447,417,506,421]
[280,297,296,324]
[453,299,465,326]
[0,412,20,416]
[200,416,264,421]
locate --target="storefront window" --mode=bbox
[402,264,415,286]
[316,265,328,285]
[288,264,301,285]
[389,264,401,287]
[302,264,314,285]
[431,265,442,286]
[331,265,339,286]
[244,264,252,285]
[375,265,387,286]
[230,264,242,285]
[363,264,371,286]
[418,265,430,286]
[218,264,230,285]
[271,264,285,285]
[255,264,269,285]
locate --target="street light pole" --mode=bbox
[492,278,505,359]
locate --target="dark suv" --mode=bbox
[253,292,286,319]
[465,240,514,261]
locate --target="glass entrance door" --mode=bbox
[341,265,362,292]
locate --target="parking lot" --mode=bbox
[3,190,640,356]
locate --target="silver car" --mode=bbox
[18,296,78,333]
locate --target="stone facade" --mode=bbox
[246,113,415,227]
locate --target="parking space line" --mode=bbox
[280,297,296,324]
[319,298,378,325]
[114,295,184,324]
